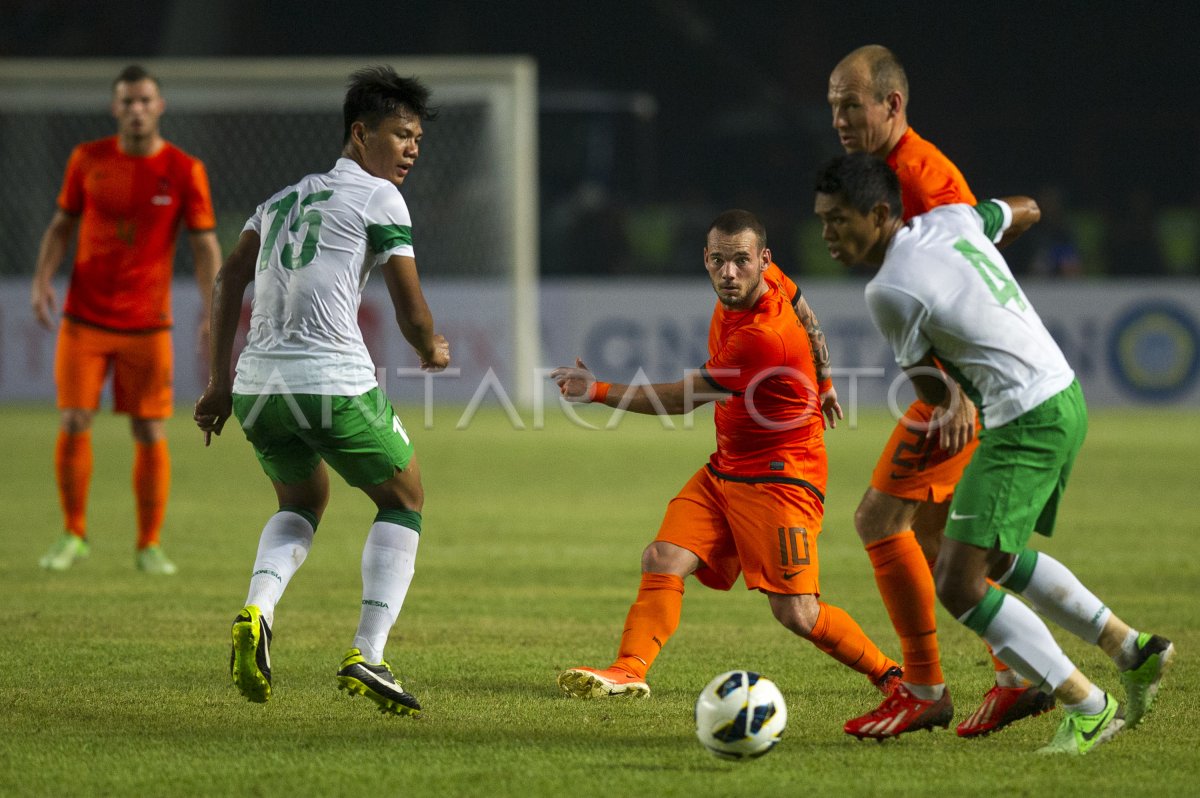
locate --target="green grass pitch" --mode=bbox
[1,402,1197,797]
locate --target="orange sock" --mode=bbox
[866,531,944,685]
[55,429,92,537]
[613,572,685,679]
[134,439,170,549]
[807,601,897,683]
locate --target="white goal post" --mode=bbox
[0,56,540,406]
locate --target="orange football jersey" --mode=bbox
[58,137,215,331]
[701,266,826,496]
[886,128,976,221]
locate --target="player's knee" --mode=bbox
[770,595,819,637]
[640,541,695,575]
[60,409,94,433]
[854,490,917,544]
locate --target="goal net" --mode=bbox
[0,57,540,406]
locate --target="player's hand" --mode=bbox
[31,281,58,330]
[550,357,596,403]
[193,384,232,447]
[420,334,450,372]
[933,388,976,455]
[820,386,843,430]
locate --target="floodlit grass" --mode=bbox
[1,402,1197,797]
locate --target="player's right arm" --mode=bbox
[30,209,79,329]
[551,358,729,415]
[194,229,259,443]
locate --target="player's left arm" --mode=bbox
[793,295,842,429]
[380,254,450,372]
[982,196,1041,249]
[194,229,257,444]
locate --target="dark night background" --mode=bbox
[4,0,1198,277]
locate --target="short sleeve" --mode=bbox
[972,199,1013,244]
[183,158,217,232]
[702,326,786,393]
[364,186,415,265]
[865,283,931,368]
[56,146,86,216]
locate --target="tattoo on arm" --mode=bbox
[795,299,831,382]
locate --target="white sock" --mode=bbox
[960,593,1076,693]
[1062,683,1107,716]
[245,511,315,627]
[353,521,420,664]
[904,682,946,701]
[1113,628,1142,671]
[1006,552,1110,644]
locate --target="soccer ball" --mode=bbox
[694,670,787,760]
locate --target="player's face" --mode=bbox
[828,66,893,156]
[111,79,164,141]
[814,192,887,268]
[358,110,423,188]
[704,229,770,310]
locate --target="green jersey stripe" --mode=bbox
[367,223,412,252]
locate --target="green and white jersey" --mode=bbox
[234,158,415,395]
[865,201,1075,428]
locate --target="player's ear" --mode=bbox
[350,120,368,147]
[872,202,891,227]
[885,89,903,118]
[760,248,772,269]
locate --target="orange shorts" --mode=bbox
[869,399,980,502]
[55,318,174,418]
[656,465,824,595]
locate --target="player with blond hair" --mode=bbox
[828,44,1058,738]
[32,64,221,575]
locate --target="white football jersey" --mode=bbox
[865,202,1075,428]
[234,158,416,395]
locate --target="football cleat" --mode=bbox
[136,545,178,575]
[1037,692,1123,755]
[957,683,1056,738]
[1120,633,1175,728]
[873,665,904,695]
[230,605,272,703]
[39,534,89,571]
[557,666,650,699]
[844,683,953,740]
[336,648,421,716]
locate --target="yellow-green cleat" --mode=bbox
[1120,633,1175,728]
[336,648,421,716]
[1037,692,1123,755]
[39,534,89,571]
[230,606,272,703]
[136,545,178,575]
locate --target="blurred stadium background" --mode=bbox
[1,0,1198,409]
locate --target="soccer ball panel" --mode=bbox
[695,670,787,760]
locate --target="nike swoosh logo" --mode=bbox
[1079,704,1116,742]
[949,511,978,521]
[783,570,806,580]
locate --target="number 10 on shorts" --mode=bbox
[778,527,810,566]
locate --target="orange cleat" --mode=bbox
[956,684,1055,738]
[845,683,954,740]
[557,666,650,699]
